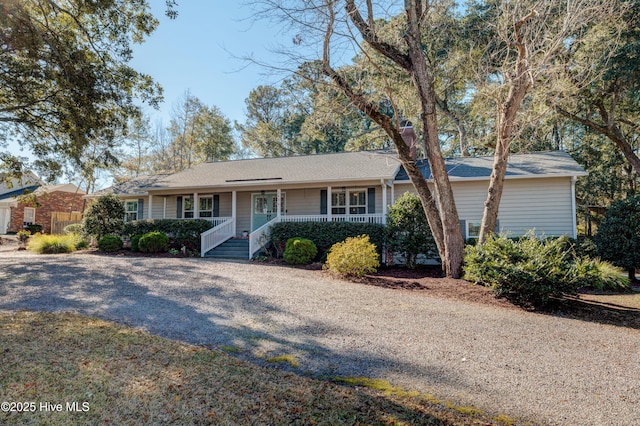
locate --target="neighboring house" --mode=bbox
[92,150,587,258]
[0,172,45,234]
[1,184,86,234]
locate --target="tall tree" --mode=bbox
[166,92,235,172]
[552,0,640,176]
[468,0,620,243]
[0,0,162,179]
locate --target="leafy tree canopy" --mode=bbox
[0,0,163,180]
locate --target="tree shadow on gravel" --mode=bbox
[327,264,640,330]
[0,256,488,417]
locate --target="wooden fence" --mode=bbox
[51,212,83,235]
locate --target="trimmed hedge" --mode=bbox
[283,238,317,265]
[98,235,123,252]
[121,219,214,252]
[138,231,169,253]
[269,221,385,260]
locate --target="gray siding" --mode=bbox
[394,177,575,237]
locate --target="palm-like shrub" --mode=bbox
[27,234,78,254]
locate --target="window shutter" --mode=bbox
[367,188,376,214]
[320,190,327,214]
[460,220,467,240]
[495,219,500,234]
[137,199,144,220]
[213,195,220,217]
[176,196,182,218]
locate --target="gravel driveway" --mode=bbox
[1,252,639,425]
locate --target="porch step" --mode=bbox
[205,238,249,259]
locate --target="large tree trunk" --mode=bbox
[330,0,464,277]
[478,10,534,244]
[404,0,464,277]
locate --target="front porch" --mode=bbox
[201,213,385,258]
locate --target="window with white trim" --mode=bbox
[199,197,213,218]
[183,196,194,218]
[331,189,367,215]
[124,201,138,222]
[467,222,481,239]
[349,190,366,214]
[23,207,36,224]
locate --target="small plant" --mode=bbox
[169,248,180,255]
[17,229,31,243]
[130,234,144,252]
[572,258,630,292]
[138,231,169,253]
[63,223,83,235]
[97,235,123,252]
[27,234,77,254]
[324,235,380,277]
[283,237,317,265]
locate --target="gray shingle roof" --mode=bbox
[91,174,171,197]
[142,151,401,191]
[94,150,586,196]
[394,151,587,181]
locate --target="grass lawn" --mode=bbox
[1,311,511,425]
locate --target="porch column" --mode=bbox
[326,186,332,222]
[231,190,237,219]
[276,188,282,218]
[194,193,199,219]
[148,194,153,219]
[381,180,387,224]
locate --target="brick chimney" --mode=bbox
[399,120,417,160]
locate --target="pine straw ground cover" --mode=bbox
[0,311,511,426]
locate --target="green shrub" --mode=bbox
[464,233,580,308]
[121,219,213,252]
[63,223,83,235]
[571,258,630,292]
[98,235,123,252]
[464,232,631,307]
[27,234,77,254]
[27,224,43,234]
[138,231,169,253]
[283,238,317,265]
[270,222,385,260]
[130,234,143,252]
[17,230,31,243]
[386,192,438,268]
[324,235,380,277]
[594,194,640,280]
[83,194,125,240]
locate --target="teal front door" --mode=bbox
[251,193,285,231]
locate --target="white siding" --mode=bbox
[394,177,575,237]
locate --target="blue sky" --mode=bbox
[132,1,297,126]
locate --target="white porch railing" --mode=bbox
[281,214,385,224]
[249,216,281,259]
[200,217,235,257]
